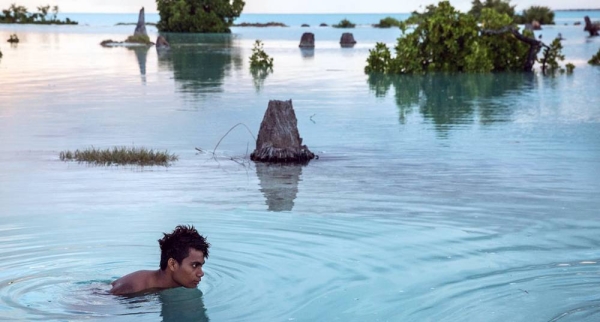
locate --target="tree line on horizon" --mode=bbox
[0,3,77,24]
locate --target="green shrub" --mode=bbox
[333,19,355,28]
[515,6,554,24]
[156,0,245,33]
[375,17,402,28]
[469,0,515,20]
[565,63,575,74]
[539,38,564,74]
[249,40,273,70]
[589,48,600,65]
[59,146,178,166]
[364,1,557,75]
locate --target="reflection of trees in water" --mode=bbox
[368,73,535,132]
[128,46,149,76]
[159,288,209,322]
[250,67,271,92]
[256,163,302,212]
[158,33,242,95]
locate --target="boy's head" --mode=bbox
[158,225,210,270]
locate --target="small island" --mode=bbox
[0,4,77,24]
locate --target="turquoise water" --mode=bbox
[1,12,600,321]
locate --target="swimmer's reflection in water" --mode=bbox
[159,288,209,322]
[110,225,210,295]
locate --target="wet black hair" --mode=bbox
[158,225,210,270]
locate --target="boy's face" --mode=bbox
[171,248,205,288]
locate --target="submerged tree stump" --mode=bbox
[584,16,599,36]
[299,33,315,48]
[156,35,170,50]
[340,33,357,47]
[250,100,315,163]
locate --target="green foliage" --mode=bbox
[7,34,19,43]
[60,146,178,166]
[156,0,245,33]
[515,6,554,24]
[125,34,152,44]
[540,38,564,74]
[477,9,530,71]
[469,0,515,20]
[0,3,76,24]
[565,63,575,74]
[375,17,402,28]
[589,48,600,65]
[249,40,273,70]
[333,19,355,28]
[365,1,540,74]
[364,43,392,73]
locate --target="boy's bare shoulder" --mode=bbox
[110,270,155,295]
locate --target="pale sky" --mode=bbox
[0,0,597,14]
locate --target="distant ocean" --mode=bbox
[57,11,600,28]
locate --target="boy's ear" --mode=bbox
[168,258,178,271]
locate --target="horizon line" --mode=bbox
[59,8,600,14]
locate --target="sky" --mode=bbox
[0,0,597,14]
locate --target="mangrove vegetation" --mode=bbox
[333,19,356,28]
[0,4,77,24]
[156,0,245,33]
[365,1,568,75]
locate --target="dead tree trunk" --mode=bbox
[134,7,147,37]
[299,33,315,48]
[584,16,599,36]
[250,100,315,164]
[481,26,543,72]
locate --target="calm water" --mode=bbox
[1,12,600,322]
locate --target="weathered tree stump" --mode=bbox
[250,100,315,163]
[134,7,147,37]
[156,35,170,50]
[340,33,356,47]
[584,16,599,36]
[299,33,315,48]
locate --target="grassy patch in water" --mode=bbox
[125,34,152,44]
[60,146,178,166]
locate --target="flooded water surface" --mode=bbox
[1,12,600,321]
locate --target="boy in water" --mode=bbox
[110,225,210,295]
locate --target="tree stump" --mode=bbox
[340,33,357,47]
[250,100,315,163]
[299,33,315,48]
[156,36,170,50]
[134,7,147,37]
[584,16,599,36]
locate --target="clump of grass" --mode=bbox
[59,146,178,166]
[7,34,19,43]
[125,34,152,44]
[333,19,355,28]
